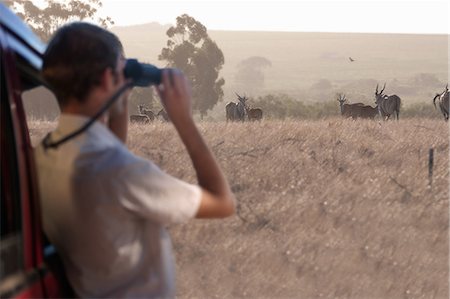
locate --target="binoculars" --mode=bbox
[124,58,162,87]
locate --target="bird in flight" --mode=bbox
[349,57,355,62]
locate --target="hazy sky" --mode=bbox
[100,0,449,34]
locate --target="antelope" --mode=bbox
[358,104,379,119]
[138,104,155,121]
[130,114,150,124]
[374,84,401,120]
[225,102,238,121]
[235,93,248,121]
[337,94,365,119]
[247,108,263,121]
[432,84,449,121]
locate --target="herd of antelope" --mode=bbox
[129,84,449,123]
[338,83,448,121]
[130,104,169,123]
[226,93,263,121]
[337,84,401,120]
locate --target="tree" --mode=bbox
[5,0,113,41]
[235,56,272,95]
[159,14,225,119]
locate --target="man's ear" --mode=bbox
[100,67,115,92]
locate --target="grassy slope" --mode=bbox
[23,28,447,120]
[112,24,448,102]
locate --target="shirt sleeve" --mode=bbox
[113,156,202,225]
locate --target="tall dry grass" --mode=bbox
[30,118,449,298]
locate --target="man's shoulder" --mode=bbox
[34,130,160,181]
[83,143,154,175]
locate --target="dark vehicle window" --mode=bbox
[0,60,24,277]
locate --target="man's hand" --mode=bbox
[107,55,131,143]
[156,69,193,127]
[108,79,131,144]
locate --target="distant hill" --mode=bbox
[111,22,448,106]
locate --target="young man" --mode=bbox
[35,22,235,298]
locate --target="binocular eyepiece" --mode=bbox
[124,59,162,87]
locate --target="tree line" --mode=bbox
[7,1,225,119]
[8,1,445,121]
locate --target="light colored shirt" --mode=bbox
[34,114,201,298]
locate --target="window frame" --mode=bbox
[0,23,46,299]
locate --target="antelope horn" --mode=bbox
[375,84,379,95]
[381,83,386,94]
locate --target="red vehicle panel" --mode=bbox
[0,4,73,298]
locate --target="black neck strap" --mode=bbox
[43,82,133,150]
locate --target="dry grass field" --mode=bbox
[29,118,449,299]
